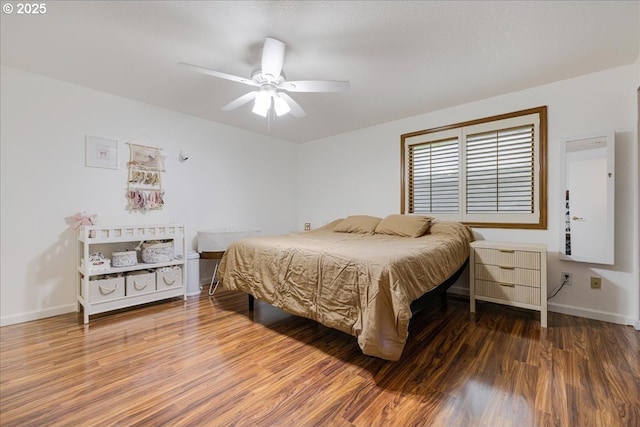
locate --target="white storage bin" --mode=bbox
[112,250,137,267]
[81,257,111,272]
[141,240,174,263]
[126,270,156,296]
[186,252,200,296]
[89,276,125,302]
[157,267,182,290]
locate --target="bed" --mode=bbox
[217,215,474,361]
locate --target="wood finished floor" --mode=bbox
[1,289,639,427]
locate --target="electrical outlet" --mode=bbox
[561,272,572,286]
[590,277,602,289]
[304,222,311,231]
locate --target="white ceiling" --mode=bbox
[1,1,638,143]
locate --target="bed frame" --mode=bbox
[409,259,467,316]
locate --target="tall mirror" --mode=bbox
[560,131,615,264]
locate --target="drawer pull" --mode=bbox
[498,249,515,253]
[163,275,177,285]
[99,284,118,295]
[498,282,515,288]
[134,279,149,291]
[499,266,515,270]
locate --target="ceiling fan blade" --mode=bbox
[261,37,285,80]
[177,62,258,87]
[222,91,258,111]
[281,80,350,93]
[278,93,306,118]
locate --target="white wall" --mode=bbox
[2,62,638,328]
[298,63,639,326]
[0,66,298,325]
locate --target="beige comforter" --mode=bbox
[218,221,473,361]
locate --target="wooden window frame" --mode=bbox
[400,106,547,229]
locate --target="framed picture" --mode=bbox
[86,135,118,169]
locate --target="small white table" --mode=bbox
[197,229,261,295]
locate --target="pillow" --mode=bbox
[374,214,433,237]
[334,215,382,234]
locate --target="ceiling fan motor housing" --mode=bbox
[251,69,286,86]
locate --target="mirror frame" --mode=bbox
[559,131,615,265]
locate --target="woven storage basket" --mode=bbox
[112,251,137,267]
[141,240,174,263]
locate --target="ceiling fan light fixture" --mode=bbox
[252,90,271,117]
[179,37,349,121]
[273,94,291,116]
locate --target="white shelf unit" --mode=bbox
[470,240,548,327]
[77,224,187,324]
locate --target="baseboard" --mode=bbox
[448,286,636,327]
[0,304,76,327]
[545,302,635,326]
[1,292,635,329]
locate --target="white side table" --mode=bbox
[470,241,548,327]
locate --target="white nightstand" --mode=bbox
[470,241,547,327]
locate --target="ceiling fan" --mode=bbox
[178,37,350,119]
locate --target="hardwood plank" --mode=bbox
[1,290,639,426]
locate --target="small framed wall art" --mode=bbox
[85,135,118,169]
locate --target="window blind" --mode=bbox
[401,106,546,229]
[409,138,459,213]
[466,125,534,213]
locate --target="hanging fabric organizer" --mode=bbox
[126,143,165,212]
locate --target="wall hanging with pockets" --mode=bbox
[126,142,165,212]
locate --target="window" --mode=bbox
[401,106,547,229]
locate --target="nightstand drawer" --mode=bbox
[475,279,541,305]
[475,264,540,288]
[474,248,540,269]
